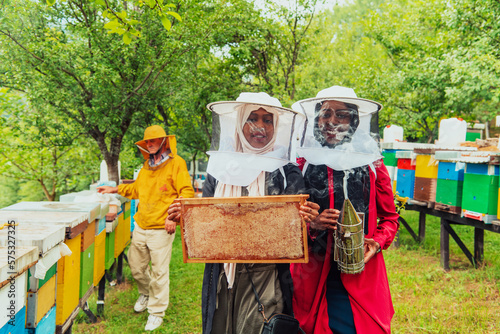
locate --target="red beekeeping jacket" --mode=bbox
[291,160,399,334]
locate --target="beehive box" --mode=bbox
[93,230,106,286]
[59,190,110,220]
[105,229,116,270]
[56,235,81,325]
[79,243,94,299]
[0,247,34,329]
[27,244,62,294]
[106,214,119,233]
[465,163,498,176]
[114,212,129,258]
[0,306,25,334]
[435,179,464,208]
[113,213,124,258]
[0,211,89,240]
[382,150,398,167]
[96,217,106,236]
[121,209,131,250]
[0,224,65,256]
[1,202,100,225]
[27,306,56,334]
[81,220,96,252]
[0,246,38,287]
[413,177,437,203]
[461,173,499,217]
[130,199,138,232]
[437,162,465,181]
[179,195,309,263]
[26,275,56,328]
[415,154,439,179]
[396,169,415,198]
[27,263,57,292]
[123,201,131,220]
[397,158,416,170]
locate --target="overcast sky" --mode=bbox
[253,0,348,12]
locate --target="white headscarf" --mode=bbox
[214,104,279,198]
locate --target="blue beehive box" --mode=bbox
[465,163,499,176]
[396,169,415,198]
[437,162,465,181]
[0,307,25,334]
[130,199,137,232]
[25,306,56,334]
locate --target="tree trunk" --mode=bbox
[94,132,124,185]
[106,155,120,184]
[39,179,56,201]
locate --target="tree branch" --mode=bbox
[0,29,45,63]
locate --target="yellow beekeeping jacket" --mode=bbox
[118,151,194,230]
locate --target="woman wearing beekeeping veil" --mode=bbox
[290,86,399,334]
[167,92,318,334]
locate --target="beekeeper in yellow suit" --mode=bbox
[98,125,194,331]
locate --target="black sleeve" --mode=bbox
[202,174,217,197]
[283,163,306,195]
[267,163,305,195]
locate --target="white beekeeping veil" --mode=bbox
[206,92,305,187]
[292,86,382,170]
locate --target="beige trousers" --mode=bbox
[128,225,175,317]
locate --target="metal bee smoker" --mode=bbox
[334,199,365,274]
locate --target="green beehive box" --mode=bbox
[79,243,95,299]
[465,131,481,142]
[105,230,116,270]
[461,174,499,215]
[435,179,463,207]
[382,151,398,167]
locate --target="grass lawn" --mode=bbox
[74,209,500,333]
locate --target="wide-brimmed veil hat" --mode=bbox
[291,86,382,117]
[206,92,305,187]
[207,92,300,116]
[135,125,177,159]
[292,86,382,170]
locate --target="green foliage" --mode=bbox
[362,0,499,141]
[290,0,499,142]
[46,0,181,43]
[0,176,21,208]
[441,0,500,123]
[2,0,499,197]
[0,89,100,201]
[0,0,245,183]
[228,0,321,103]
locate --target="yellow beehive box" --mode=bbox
[114,212,131,257]
[56,235,81,325]
[124,201,131,216]
[415,154,439,179]
[114,213,124,258]
[26,274,56,328]
[93,230,106,286]
[122,211,131,250]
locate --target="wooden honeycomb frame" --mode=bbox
[179,195,309,263]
